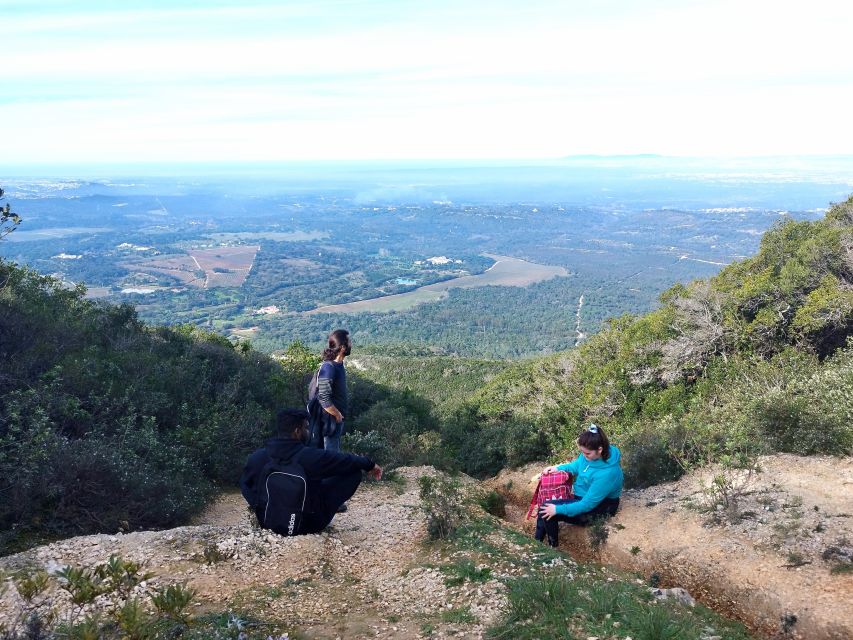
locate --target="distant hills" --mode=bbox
[2,186,852,556]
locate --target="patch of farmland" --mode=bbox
[188,245,260,288]
[83,286,112,299]
[230,326,260,338]
[124,254,202,286]
[207,231,327,242]
[6,227,113,242]
[308,254,568,314]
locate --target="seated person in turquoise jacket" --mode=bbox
[535,424,623,547]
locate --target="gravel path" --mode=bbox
[0,467,508,639]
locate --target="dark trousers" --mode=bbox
[309,413,344,451]
[299,470,363,534]
[534,496,620,546]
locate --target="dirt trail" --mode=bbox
[0,468,506,639]
[4,456,851,639]
[487,454,853,640]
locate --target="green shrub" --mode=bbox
[14,570,49,602]
[55,613,105,640]
[56,565,108,605]
[114,598,152,640]
[95,555,152,597]
[438,408,551,478]
[341,430,395,466]
[750,346,853,455]
[0,261,294,550]
[151,583,196,622]
[621,421,685,489]
[418,474,466,540]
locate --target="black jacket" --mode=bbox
[239,436,375,511]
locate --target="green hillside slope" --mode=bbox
[465,195,853,484]
[0,262,315,553]
[4,192,853,555]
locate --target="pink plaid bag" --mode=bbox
[526,470,573,519]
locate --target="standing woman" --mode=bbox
[535,424,623,547]
[317,329,351,453]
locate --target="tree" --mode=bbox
[1,187,22,239]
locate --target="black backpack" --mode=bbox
[306,366,325,447]
[259,452,308,536]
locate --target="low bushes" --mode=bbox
[0,262,298,552]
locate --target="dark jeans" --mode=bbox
[299,470,363,534]
[310,414,344,452]
[534,496,620,547]
[324,419,344,452]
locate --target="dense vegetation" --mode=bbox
[0,261,304,553]
[0,258,486,552]
[3,188,853,556]
[427,196,853,484]
[246,275,657,358]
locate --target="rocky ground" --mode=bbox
[3,456,851,639]
[488,453,853,640]
[0,468,514,639]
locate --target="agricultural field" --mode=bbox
[123,245,259,289]
[309,254,568,313]
[124,253,200,286]
[189,245,259,288]
[206,231,328,242]
[5,226,113,242]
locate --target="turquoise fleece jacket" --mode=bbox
[554,445,623,518]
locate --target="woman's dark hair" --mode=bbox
[577,424,611,461]
[276,408,309,437]
[322,328,351,361]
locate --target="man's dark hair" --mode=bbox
[276,408,309,436]
[322,328,351,361]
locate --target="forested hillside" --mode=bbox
[345,196,853,484]
[3,192,853,557]
[0,261,312,553]
[445,195,853,482]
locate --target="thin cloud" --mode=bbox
[4,0,853,163]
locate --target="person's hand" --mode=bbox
[543,465,559,475]
[368,464,383,481]
[539,503,557,520]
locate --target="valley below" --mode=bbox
[308,254,569,314]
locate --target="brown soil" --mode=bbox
[4,456,850,639]
[0,468,506,640]
[486,454,853,640]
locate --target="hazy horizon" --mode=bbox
[5,153,853,180]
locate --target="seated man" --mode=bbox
[240,408,382,535]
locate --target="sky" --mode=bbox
[3,0,853,165]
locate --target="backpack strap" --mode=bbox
[526,477,543,520]
[307,364,323,402]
